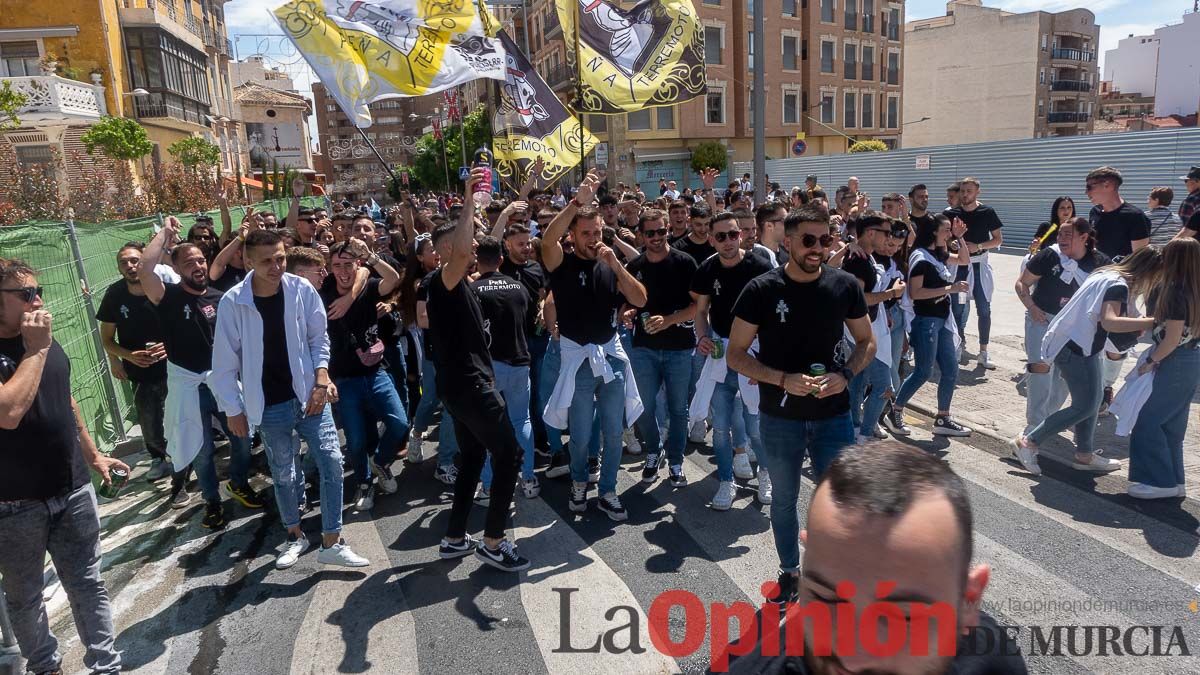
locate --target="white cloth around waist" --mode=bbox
[689,336,760,425]
[543,334,644,430]
[164,361,214,472]
[1109,347,1155,437]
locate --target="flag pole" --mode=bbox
[352,125,400,189]
[574,0,587,183]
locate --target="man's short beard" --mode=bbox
[798,257,822,273]
[182,275,208,292]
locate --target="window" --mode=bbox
[15,145,54,176]
[861,91,874,127]
[747,31,754,68]
[887,95,898,128]
[784,90,800,124]
[821,0,835,23]
[845,0,857,30]
[821,40,835,73]
[820,91,835,124]
[802,39,808,60]
[887,7,900,40]
[1,41,40,77]
[124,27,211,125]
[706,88,726,124]
[844,43,857,79]
[862,0,875,32]
[703,0,720,4]
[628,109,652,130]
[861,44,874,80]
[844,92,857,128]
[783,0,797,16]
[657,106,674,129]
[1038,100,1044,117]
[748,91,755,128]
[783,36,799,70]
[1039,68,1045,85]
[886,51,899,85]
[704,26,723,65]
[590,114,607,132]
[1041,34,1047,51]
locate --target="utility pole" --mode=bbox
[752,0,765,199]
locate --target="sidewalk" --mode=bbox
[903,250,1200,489]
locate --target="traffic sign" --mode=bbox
[459,166,470,180]
[792,139,808,156]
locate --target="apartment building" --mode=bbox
[904,0,1099,148]
[1102,12,1200,119]
[525,0,904,190]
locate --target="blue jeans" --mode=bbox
[849,357,893,437]
[1027,348,1103,455]
[630,347,692,464]
[412,356,459,465]
[335,369,410,486]
[257,400,344,534]
[195,384,252,503]
[760,411,854,571]
[971,261,991,345]
[732,395,749,449]
[567,356,626,495]
[711,364,765,481]
[540,339,600,459]
[887,303,906,393]
[528,331,550,447]
[896,315,959,412]
[481,361,537,486]
[1130,347,1199,488]
[950,295,969,343]
[384,337,410,412]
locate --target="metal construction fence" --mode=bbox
[736,127,1200,245]
[0,197,327,455]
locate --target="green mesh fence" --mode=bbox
[0,197,328,454]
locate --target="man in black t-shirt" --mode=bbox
[543,170,648,522]
[945,177,1003,370]
[431,169,531,573]
[500,222,550,453]
[671,202,716,265]
[667,200,690,241]
[728,204,874,603]
[626,209,699,488]
[0,258,127,675]
[97,242,171,481]
[472,236,542,501]
[321,238,408,514]
[211,229,371,570]
[139,217,264,529]
[725,442,1027,675]
[690,211,774,510]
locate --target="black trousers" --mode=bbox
[440,376,522,541]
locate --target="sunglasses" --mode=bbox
[795,233,836,249]
[643,227,669,238]
[1,286,43,302]
[713,230,741,243]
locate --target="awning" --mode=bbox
[635,150,692,162]
[0,26,80,40]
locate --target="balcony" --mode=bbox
[133,92,209,129]
[119,0,206,51]
[541,63,573,93]
[544,12,561,39]
[1051,48,1094,63]
[1050,79,1092,93]
[4,76,107,124]
[1047,111,1090,124]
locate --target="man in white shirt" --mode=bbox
[663,180,681,200]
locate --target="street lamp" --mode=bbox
[122,88,150,97]
[903,116,931,126]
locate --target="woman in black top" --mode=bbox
[1128,238,1200,499]
[894,214,972,436]
[1028,196,1075,254]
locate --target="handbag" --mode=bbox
[353,332,385,367]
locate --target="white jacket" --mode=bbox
[689,337,760,425]
[1109,347,1155,437]
[211,271,330,426]
[906,248,962,353]
[164,361,213,472]
[965,250,995,301]
[1040,271,1124,361]
[544,334,643,430]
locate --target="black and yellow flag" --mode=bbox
[555,0,706,114]
[492,30,598,187]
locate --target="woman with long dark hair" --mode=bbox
[1029,197,1076,254]
[1012,245,1163,475]
[1127,238,1200,498]
[893,214,972,436]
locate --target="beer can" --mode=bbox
[809,363,826,397]
[640,312,651,331]
[710,339,724,359]
[98,467,129,499]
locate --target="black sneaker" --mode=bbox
[668,464,687,488]
[597,492,628,521]
[545,451,571,479]
[439,534,479,559]
[586,457,601,483]
[223,482,265,509]
[932,415,972,437]
[569,481,588,512]
[769,570,800,605]
[641,452,663,484]
[1098,386,1114,417]
[882,405,911,437]
[201,500,226,530]
[534,442,552,459]
[475,539,531,572]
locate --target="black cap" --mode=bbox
[806,174,818,182]
[1181,166,1200,181]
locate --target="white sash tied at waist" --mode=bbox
[543,334,643,430]
[689,337,760,426]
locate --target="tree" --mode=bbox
[690,141,727,175]
[0,81,28,131]
[80,116,153,161]
[410,104,493,191]
[849,139,888,153]
[168,136,220,170]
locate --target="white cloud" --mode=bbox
[224,0,282,36]
[994,0,1127,13]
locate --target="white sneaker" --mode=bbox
[276,535,310,570]
[354,483,375,511]
[871,424,887,440]
[979,351,996,370]
[712,480,736,511]
[732,453,754,480]
[688,419,707,444]
[317,540,370,567]
[473,484,490,507]
[1179,483,1188,499]
[521,476,541,499]
[1071,453,1122,474]
[1009,437,1042,476]
[855,433,869,446]
[623,428,643,455]
[757,467,773,505]
[371,459,398,494]
[406,432,424,463]
[746,448,757,463]
[1127,483,1184,500]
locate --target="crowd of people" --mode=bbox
[2,160,1199,673]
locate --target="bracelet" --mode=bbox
[314,383,329,390]
[365,254,381,266]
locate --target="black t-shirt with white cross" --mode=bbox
[732,265,867,420]
[320,278,384,380]
[96,281,165,382]
[153,282,223,374]
[548,253,624,346]
[626,247,698,350]
[841,250,880,321]
[471,270,530,366]
[1024,248,1109,316]
[672,235,717,266]
[691,252,773,338]
[426,270,494,386]
[946,203,1003,246]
